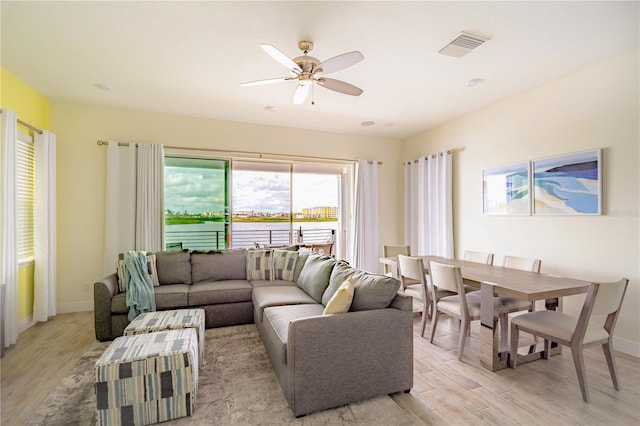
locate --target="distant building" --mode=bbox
[301,207,337,219]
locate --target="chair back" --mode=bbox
[397,255,424,283]
[428,261,464,294]
[464,250,494,265]
[502,255,541,273]
[575,278,629,342]
[383,245,411,257]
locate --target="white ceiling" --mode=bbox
[2,1,638,139]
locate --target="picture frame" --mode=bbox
[532,149,602,215]
[482,162,531,215]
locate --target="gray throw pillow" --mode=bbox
[349,271,401,311]
[296,254,336,303]
[322,260,356,305]
[155,250,192,285]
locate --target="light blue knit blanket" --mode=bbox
[124,250,157,321]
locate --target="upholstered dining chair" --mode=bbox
[397,255,454,337]
[510,278,629,402]
[382,245,411,278]
[428,261,508,361]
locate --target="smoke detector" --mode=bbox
[439,32,489,58]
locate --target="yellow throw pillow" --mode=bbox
[323,277,355,315]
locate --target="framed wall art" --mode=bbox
[482,162,530,215]
[532,149,602,215]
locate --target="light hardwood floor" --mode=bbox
[1,311,639,425]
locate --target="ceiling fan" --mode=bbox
[241,41,364,105]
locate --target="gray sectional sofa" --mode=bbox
[94,248,414,416]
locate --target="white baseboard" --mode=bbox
[614,336,640,358]
[18,316,35,334]
[57,300,94,314]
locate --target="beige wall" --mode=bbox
[50,104,401,312]
[403,50,640,355]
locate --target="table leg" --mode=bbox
[479,282,508,371]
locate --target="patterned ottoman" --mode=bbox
[95,328,198,426]
[123,309,205,363]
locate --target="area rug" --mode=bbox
[29,324,414,425]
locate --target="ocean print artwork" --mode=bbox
[482,162,530,215]
[533,150,601,215]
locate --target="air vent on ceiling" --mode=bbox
[439,32,488,58]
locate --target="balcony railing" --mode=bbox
[165,227,336,251]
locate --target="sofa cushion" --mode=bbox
[350,271,401,311]
[188,280,253,306]
[154,284,190,309]
[246,250,274,281]
[116,253,160,292]
[251,279,297,288]
[323,277,355,315]
[191,249,247,283]
[293,252,310,282]
[273,249,298,281]
[252,286,318,322]
[296,254,336,303]
[262,304,325,365]
[322,260,356,305]
[155,250,192,285]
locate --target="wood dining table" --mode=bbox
[380,255,592,371]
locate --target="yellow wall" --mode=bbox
[1,67,51,322]
[403,50,640,355]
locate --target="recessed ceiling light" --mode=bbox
[264,105,277,112]
[361,121,375,127]
[467,78,485,87]
[94,83,111,91]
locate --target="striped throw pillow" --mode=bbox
[273,249,299,281]
[116,253,160,292]
[246,249,274,281]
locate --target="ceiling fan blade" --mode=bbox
[260,44,302,73]
[240,77,291,87]
[317,78,363,96]
[293,82,311,105]
[318,51,364,75]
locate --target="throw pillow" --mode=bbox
[116,252,159,292]
[321,260,355,305]
[273,249,299,281]
[323,277,355,315]
[349,270,401,311]
[296,254,336,303]
[246,249,274,281]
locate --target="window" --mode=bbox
[164,156,230,251]
[16,132,35,263]
[163,153,352,257]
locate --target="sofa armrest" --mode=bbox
[286,307,413,416]
[94,273,118,341]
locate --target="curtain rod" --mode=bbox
[0,108,43,134]
[96,140,383,165]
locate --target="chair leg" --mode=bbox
[571,346,590,403]
[429,309,439,343]
[457,319,469,361]
[419,304,428,337]
[510,322,519,368]
[602,342,620,391]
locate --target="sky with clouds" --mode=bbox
[164,166,338,214]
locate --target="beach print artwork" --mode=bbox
[483,162,530,215]
[533,150,601,215]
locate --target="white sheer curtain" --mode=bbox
[1,109,19,350]
[349,159,379,272]
[404,151,453,258]
[33,131,57,322]
[103,142,164,275]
